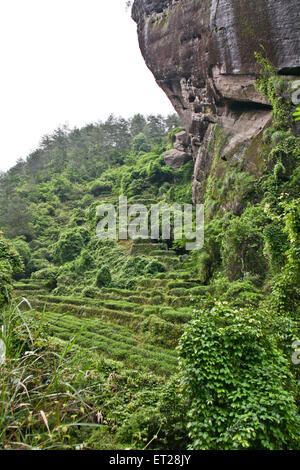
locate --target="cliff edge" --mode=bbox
[132,0,300,202]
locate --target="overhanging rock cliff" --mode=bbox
[132,0,300,202]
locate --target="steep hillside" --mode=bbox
[0,1,299,450]
[130,0,300,450]
[0,114,198,450]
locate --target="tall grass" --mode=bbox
[0,300,105,450]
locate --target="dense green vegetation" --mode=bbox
[178,58,300,450]
[0,59,299,450]
[0,232,22,307]
[0,113,194,450]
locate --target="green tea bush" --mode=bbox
[31,266,58,289]
[122,256,148,277]
[143,306,159,316]
[141,315,180,348]
[145,259,166,275]
[115,373,189,449]
[82,286,99,298]
[189,286,210,296]
[169,288,187,296]
[95,266,112,287]
[52,228,85,264]
[75,249,94,272]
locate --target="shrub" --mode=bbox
[82,286,99,298]
[274,161,286,181]
[167,127,184,148]
[193,217,223,283]
[122,256,148,277]
[270,198,300,315]
[158,182,171,195]
[254,53,292,130]
[178,304,300,450]
[27,256,49,274]
[222,205,268,281]
[95,266,111,287]
[31,266,58,289]
[271,131,287,145]
[116,374,189,450]
[172,238,189,254]
[145,259,166,275]
[0,261,16,307]
[89,180,112,197]
[52,229,85,264]
[0,232,22,306]
[75,249,94,272]
[263,221,288,271]
[11,237,32,279]
[121,168,148,197]
[141,315,180,348]
[70,208,86,226]
[146,160,173,185]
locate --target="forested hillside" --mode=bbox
[0,38,299,452]
[0,112,197,450]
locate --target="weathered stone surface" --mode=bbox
[173,130,191,151]
[132,0,300,202]
[211,67,269,105]
[164,149,191,170]
[164,129,192,169]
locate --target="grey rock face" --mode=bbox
[164,130,192,170]
[164,149,192,170]
[211,0,300,74]
[132,0,300,202]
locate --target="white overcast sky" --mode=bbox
[0,0,174,172]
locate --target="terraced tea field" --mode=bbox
[13,244,205,379]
